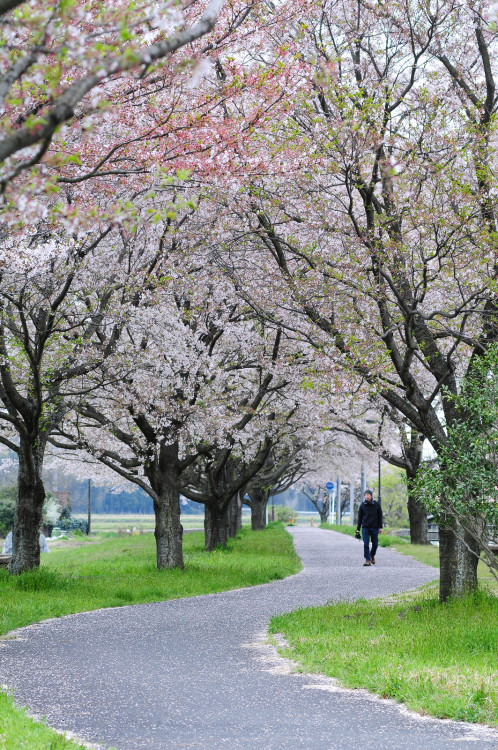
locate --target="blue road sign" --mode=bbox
[325,482,334,491]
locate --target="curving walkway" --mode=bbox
[0,527,496,750]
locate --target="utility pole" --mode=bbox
[336,475,341,525]
[87,478,91,535]
[349,483,354,525]
[378,457,382,506]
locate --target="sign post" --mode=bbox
[326,482,334,524]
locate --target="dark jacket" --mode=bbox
[357,500,382,530]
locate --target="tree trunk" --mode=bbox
[406,471,428,545]
[319,509,328,525]
[228,493,241,538]
[249,488,269,531]
[150,443,184,570]
[204,502,230,550]
[9,437,46,574]
[439,519,480,602]
[153,488,184,570]
[236,491,243,532]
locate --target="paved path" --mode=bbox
[1,528,496,750]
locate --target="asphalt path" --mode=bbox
[1,527,497,750]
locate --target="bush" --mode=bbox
[57,505,88,534]
[275,506,294,522]
[58,516,89,534]
[0,486,16,536]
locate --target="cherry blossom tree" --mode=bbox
[199,0,498,600]
[0,224,134,572]
[0,0,226,191]
[328,398,428,543]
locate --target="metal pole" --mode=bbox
[361,463,366,498]
[87,478,91,535]
[265,501,269,526]
[336,475,341,525]
[378,457,382,505]
[328,490,332,524]
[349,483,354,525]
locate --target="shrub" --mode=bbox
[275,506,294,522]
[58,506,88,534]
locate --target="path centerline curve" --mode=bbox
[0,527,496,750]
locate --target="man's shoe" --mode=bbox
[371,556,375,565]
[363,561,371,566]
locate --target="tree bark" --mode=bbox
[249,487,269,531]
[228,492,241,538]
[9,436,46,574]
[439,519,480,602]
[149,442,184,570]
[319,508,328,525]
[153,486,183,570]
[204,502,230,550]
[406,471,428,545]
[236,491,243,532]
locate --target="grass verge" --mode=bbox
[0,523,300,749]
[0,524,300,636]
[320,523,408,547]
[0,691,89,750]
[270,589,498,726]
[320,523,497,594]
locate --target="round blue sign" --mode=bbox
[325,482,334,490]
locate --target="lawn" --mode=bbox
[71,513,209,533]
[321,523,498,594]
[270,589,498,726]
[0,523,301,749]
[320,523,410,548]
[267,523,498,727]
[0,524,300,636]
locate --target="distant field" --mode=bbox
[73,513,207,532]
[74,511,345,532]
[0,511,356,544]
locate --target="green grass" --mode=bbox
[320,523,409,547]
[0,523,300,749]
[267,523,498,726]
[0,691,90,750]
[71,513,209,533]
[270,589,498,726]
[0,524,300,636]
[321,523,498,594]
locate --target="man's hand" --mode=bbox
[355,529,361,540]
[379,529,383,534]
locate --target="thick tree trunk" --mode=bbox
[319,509,328,525]
[439,519,480,602]
[249,488,269,531]
[9,438,46,574]
[153,486,184,570]
[204,502,230,550]
[150,443,184,570]
[228,493,241,538]
[236,491,243,532]
[251,501,266,531]
[406,471,428,545]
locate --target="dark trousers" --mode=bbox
[362,527,379,561]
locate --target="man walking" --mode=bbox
[355,489,383,566]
